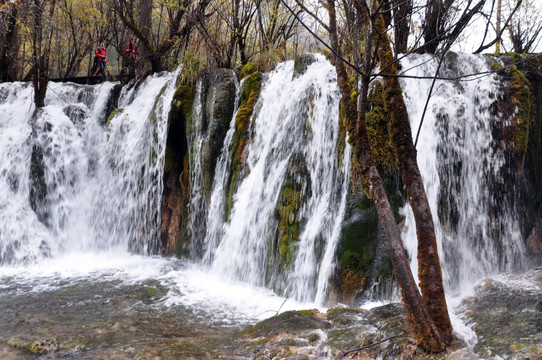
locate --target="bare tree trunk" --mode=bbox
[139,0,152,61]
[32,0,47,107]
[392,0,411,55]
[327,0,446,353]
[372,6,453,344]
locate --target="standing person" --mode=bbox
[123,38,139,60]
[122,39,139,77]
[93,43,107,78]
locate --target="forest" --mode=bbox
[0,0,540,84]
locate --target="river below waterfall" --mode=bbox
[0,254,319,359]
[0,256,540,359]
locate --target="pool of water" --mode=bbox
[0,253,317,359]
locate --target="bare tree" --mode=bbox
[508,0,542,53]
[30,0,57,107]
[114,0,211,73]
[0,0,22,81]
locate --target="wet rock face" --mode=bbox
[197,68,237,203]
[275,153,312,270]
[160,82,191,256]
[293,54,317,78]
[336,175,402,305]
[160,69,237,255]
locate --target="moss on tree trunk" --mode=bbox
[327,0,446,353]
[372,8,453,344]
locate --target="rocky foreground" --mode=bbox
[1,270,540,359]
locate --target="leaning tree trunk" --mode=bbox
[327,0,446,353]
[373,6,453,344]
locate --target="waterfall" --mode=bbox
[0,52,530,311]
[0,70,179,264]
[399,52,527,294]
[203,55,352,303]
[187,80,208,255]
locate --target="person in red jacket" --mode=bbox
[123,38,139,60]
[122,39,139,78]
[93,43,107,77]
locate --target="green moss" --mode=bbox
[8,338,56,355]
[367,81,398,170]
[326,307,364,319]
[502,64,531,170]
[171,84,194,137]
[131,283,167,303]
[491,62,504,71]
[340,205,377,274]
[225,71,261,220]
[341,268,366,301]
[239,62,257,80]
[297,310,314,317]
[276,186,302,267]
[524,55,542,202]
[376,256,393,277]
[106,108,123,127]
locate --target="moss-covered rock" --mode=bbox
[498,61,531,168]
[225,70,262,219]
[195,69,238,204]
[8,337,58,355]
[171,84,194,134]
[160,81,192,256]
[273,154,312,270]
[106,108,123,128]
[102,83,123,127]
[495,54,542,259]
[131,281,168,304]
[243,310,330,338]
[239,62,257,80]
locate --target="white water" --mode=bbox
[204,56,352,303]
[0,70,179,263]
[0,253,315,326]
[399,53,527,294]
[186,80,208,255]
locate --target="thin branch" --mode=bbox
[474,0,522,54]
[339,332,406,358]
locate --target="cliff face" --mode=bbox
[516,54,542,264]
[160,69,237,256]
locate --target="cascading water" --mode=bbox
[0,70,179,263]
[187,80,208,255]
[202,55,352,304]
[0,55,537,358]
[399,52,527,294]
